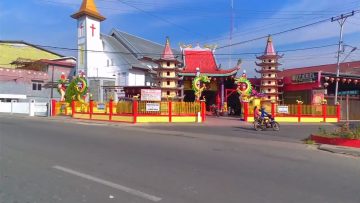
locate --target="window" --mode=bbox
[111,59,114,66]
[268,74,271,77]
[268,89,271,92]
[167,81,170,85]
[32,81,43,91]
[268,96,271,99]
[167,91,170,95]
[268,81,271,84]
[167,72,170,76]
[107,60,110,67]
[167,62,170,67]
[268,67,271,70]
[268,59,272,62]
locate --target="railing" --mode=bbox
[52,99,206,123]
[116,101,133,114]
[243,102,340,122]
[172,102,201,115]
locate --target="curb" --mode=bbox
[318,144,360,157]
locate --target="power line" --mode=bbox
[114,0,208,40]
[1,42,339,56]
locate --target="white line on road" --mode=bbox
[52,165,162,202]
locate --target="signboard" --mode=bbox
[312,89,325,104]
[292,72,318,84]
[141,89,161,101]
[146,103,160,112]
[97,103,105,110]
[338,90,360,95]
[277,105,289,114]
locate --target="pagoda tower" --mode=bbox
[255,35,283,107]
[156,37,183,100]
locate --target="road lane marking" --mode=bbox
[52,165,162,202]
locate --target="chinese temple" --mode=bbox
[179,45,240,109]
[155,37,183,100]
[255,36,283,108]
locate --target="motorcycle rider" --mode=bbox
[259,106,271,125]
[254,106,260,121]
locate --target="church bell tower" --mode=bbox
[71,0,106,77]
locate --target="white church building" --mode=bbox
[71,0,179,101]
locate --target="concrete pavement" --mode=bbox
[1,115,360,203]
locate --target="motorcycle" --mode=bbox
[253,115,280,131]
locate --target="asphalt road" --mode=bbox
[1,115,360,203]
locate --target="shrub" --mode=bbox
[315,123,360,140]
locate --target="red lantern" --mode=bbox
[324,76,330,81]
[354,79,358,85]
[336,78,340,82]
[342,78,347,83]
[324,82,329,88]
[347,79,352,83]
[330,78,335,83]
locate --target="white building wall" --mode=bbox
[128,70,145,86]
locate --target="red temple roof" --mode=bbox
[180,46,239,76]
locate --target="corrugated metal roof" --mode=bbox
[279,61,360,77]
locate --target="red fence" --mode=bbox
[51,99,206,123]
[243,102,340,123]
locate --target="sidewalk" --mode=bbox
[318,144,360,157]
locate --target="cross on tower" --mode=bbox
[90,24,96,37]
[79,23,84,36]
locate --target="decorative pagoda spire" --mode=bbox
[264,35,276,56]
[71,0,106,21]
[161,37,176,60]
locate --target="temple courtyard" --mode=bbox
[1,114,359,203]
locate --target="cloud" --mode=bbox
[36,0,193,16]
[206,0,360,76]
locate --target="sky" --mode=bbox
[1,0,360,77]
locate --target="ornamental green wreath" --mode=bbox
[65,76,88,103]
[234,76,252,96]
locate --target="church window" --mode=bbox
[79,22,84,37]
[79,45,85,65]
[167,72,170,76]
[107,60,110,67]
[167,62,170,67]
[111,59,114,66]
[167,81,170,85]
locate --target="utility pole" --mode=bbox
[332,11,354,105]
[229,0,234,68]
